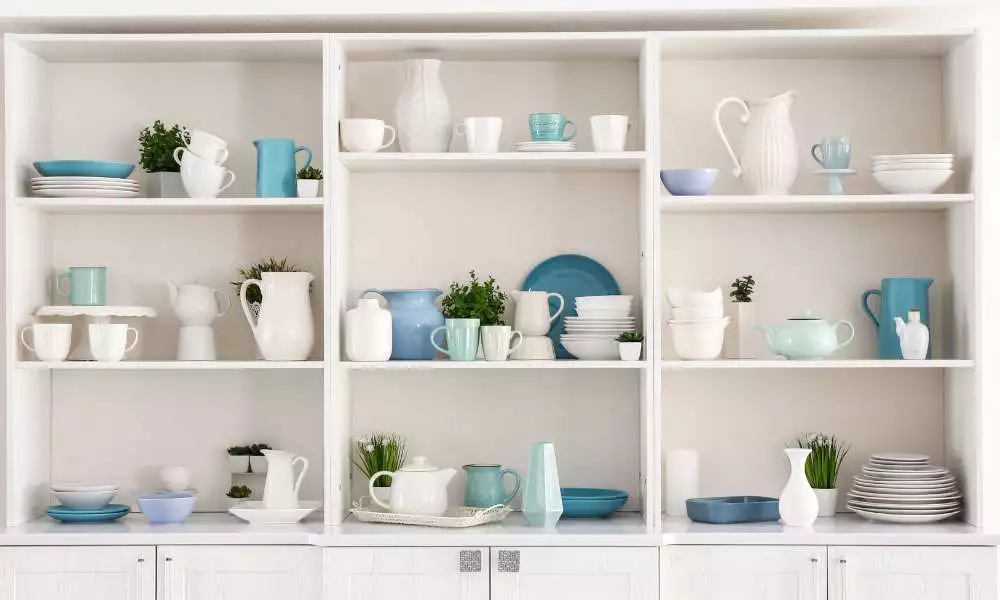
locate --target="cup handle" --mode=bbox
[214,289,232,317]
[380,125,397,150]
[547,293,565,323]
[714,96,751,178]
[218,171,236,193]
[368,472,393,510]
[217,147,230,164]
[562,120,577,141]
[861,290,881,328]
[240,279,263,334]
[501,469,522,505]
[430,326,450,358]
[507,330,524,357]
[124,327,140,353]
[56,274,70,298]
[172,146,185,167]
[295,146,313,170]
[454,123,467,137]
[834,320,855,350]
[292,456,309,494]
[811,144,825,167]
[19,326,34,353]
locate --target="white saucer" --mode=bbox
[229,500,321,524]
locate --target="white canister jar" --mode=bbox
[346,298,392,362]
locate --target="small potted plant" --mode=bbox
[138,120,188,198]
[616,332,644,361]
[227,443,272,474]
[797,433,849,517]
[296,165,322,198]
[437,271,502,361]
[726,274,756,359]
[226,484,252,508]
[354,433,406,505]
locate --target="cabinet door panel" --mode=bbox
[491,547,657,600]
[324,548,488,600]
[662,546,825,600]
[0,546,153,600]
[831,546,998,600]
[159,546,321,600]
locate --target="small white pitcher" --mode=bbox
[512,291,564,337]
[261,450,309,510]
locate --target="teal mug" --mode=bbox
[463,464,521,508]
[57,266,106,306]
[528,113,576,142]
[430,318,480,361]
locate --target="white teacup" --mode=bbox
[455,117,503,153]
[481,325,524,361]
[184,129,229,165]
[89,324,139,362]
[590,115,629,152]
[20,323,72,361]
[341,119,396,152]
[176,148,236,198]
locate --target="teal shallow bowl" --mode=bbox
[560,488,628,518]
[47,504,130,523]
[34,160,135,179]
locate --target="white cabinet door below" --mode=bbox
[158,546,321,600]
[491,547,657,600]
[324,547,489,600]
[831,546,998,600]
[662,546,825,600]
[0,546,154,600]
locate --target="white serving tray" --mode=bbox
[228,500,321,524]
[350,498,511,528]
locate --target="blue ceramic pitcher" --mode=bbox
[463,464,521,508]
[254,138,312,198]
[862,277,933,359]
[361,289,444,360]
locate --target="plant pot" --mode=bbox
[149,172,185,198]
[814,488,838,517]
[725,302,756,359]
[226,496,251,509]
[618,342,642,361]
[297,179,320,198]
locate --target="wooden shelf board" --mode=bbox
[661,359,973,370]
[339,152,646,172]
[13,197,323,214]
[16,360,325,370]
[659,194,973,214]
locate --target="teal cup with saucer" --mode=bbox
[528,113,576,141]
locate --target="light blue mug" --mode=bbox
[57,266,106,306]
[463,464,521,508]
[528,113,576,142]
[811,135,851,169]
[430,318,480,361]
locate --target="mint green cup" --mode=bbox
[57,266,107,306]
[430,318,481,361]
[528,113,576,142]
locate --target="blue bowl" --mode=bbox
[686,496,779,524]
[34,160,135,179]
[560,488,628,518]
[660,169,719,196]
[137,492,196,524]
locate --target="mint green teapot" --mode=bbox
[757,311,854,360]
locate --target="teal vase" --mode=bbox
[430,318,480,361]
[463,464,521,508]
[523,442,562,528]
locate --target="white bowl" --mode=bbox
[576,295,633,304]
[669,318,729,360]
[50,482,119,493]
[873,162,953,172]
[670,305,724,321]
[575,310,632,319]
[51,489,118,510]
[872,154,952,161]
[561,338,619,360]
[873,169,952,194]
[666,287,723,310]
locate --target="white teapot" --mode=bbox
[368,456,456,516]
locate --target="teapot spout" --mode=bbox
[756,325,776,348]
[166,281,178,306]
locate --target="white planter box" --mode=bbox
[229,455,268,474]
[297,179,321,198]
[148,171,185,198]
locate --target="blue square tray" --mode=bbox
[686,496,779,524]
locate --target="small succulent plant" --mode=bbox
[297,165,323,180]
[227,443,272,474]
[617,332,644,343]
[226,485,252,499]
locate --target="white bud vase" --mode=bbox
[395,59,451,152]
[779,448,818,526]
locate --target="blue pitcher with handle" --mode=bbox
[463,464,521,508]
[862,277,933,359]
[361,289,444,360]
[254,138,312,198]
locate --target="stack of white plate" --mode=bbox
[515,141,576,153]
[872,154,953,194]
[50,482,121,510]
[32,176,140,198]
[561,295,634,360]
[847,453,961,523]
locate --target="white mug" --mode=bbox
[89,324,139,362]
[20,323,72,361]
[455,117,503,153]
[590,115,629,152]
[480,325,524,361]
[183,129,229,165]
[340,119,396,152]
[176,148,236,198]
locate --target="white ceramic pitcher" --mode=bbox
[261,450,309,510]
[240,272,315,361]
[512,291,565,337]
[714,91,799,194]
[167,282,230,327]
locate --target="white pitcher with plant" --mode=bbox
[235,258,314,361]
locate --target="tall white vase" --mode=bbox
[240,272,315,361]
[395,59,451,153]
[715,91,798,194]
[779,448,819,527]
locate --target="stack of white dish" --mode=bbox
[516,141,576,153]
[872,154,953,194]
[32,177,139,198]
[666,287,729,360]
[50,482,120,510]
[561,295,634,360]
[847,453,961,524]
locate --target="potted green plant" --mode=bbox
[726,274,756,359]
[138,120,188,198]
[616,332,644,361]
[354,433,406,505]
[226,484,253,508]
[296,165,322,198]
[227,443,272,474]
[797,433,849,517]
[435,271,504,361]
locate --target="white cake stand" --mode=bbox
[35,306,157,360]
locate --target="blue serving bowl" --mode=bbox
[560,488,628,518]
[137,492,196,524]
[660,169,719,196]
[686,496,780,524]
[34,160,135,179]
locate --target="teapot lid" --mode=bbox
[788,310,822,321]
[399,456,440,472]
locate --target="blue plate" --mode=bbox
[34,160,135,179]
[522,254,620,358]
[47,504,130,523]
[560,489,629,518]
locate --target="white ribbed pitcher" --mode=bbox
[714,91,798,194]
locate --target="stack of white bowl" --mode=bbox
[872,154,953,194]
[50,482,120,510]
[561,295,634,360]
[666,287,729,360]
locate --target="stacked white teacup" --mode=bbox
[666,287,729,360]
[173,129,236,198]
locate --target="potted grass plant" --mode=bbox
[797,433,849,517]
[296,165,323,198]
[138,120,188,198]
[354,433,407,505]
[616,332,644,361]
[726,274,757,359]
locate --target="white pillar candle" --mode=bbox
[665,449,699,517]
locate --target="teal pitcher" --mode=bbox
[862,277,933,359]
[463,464,521,508]
[254,138,312,198]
